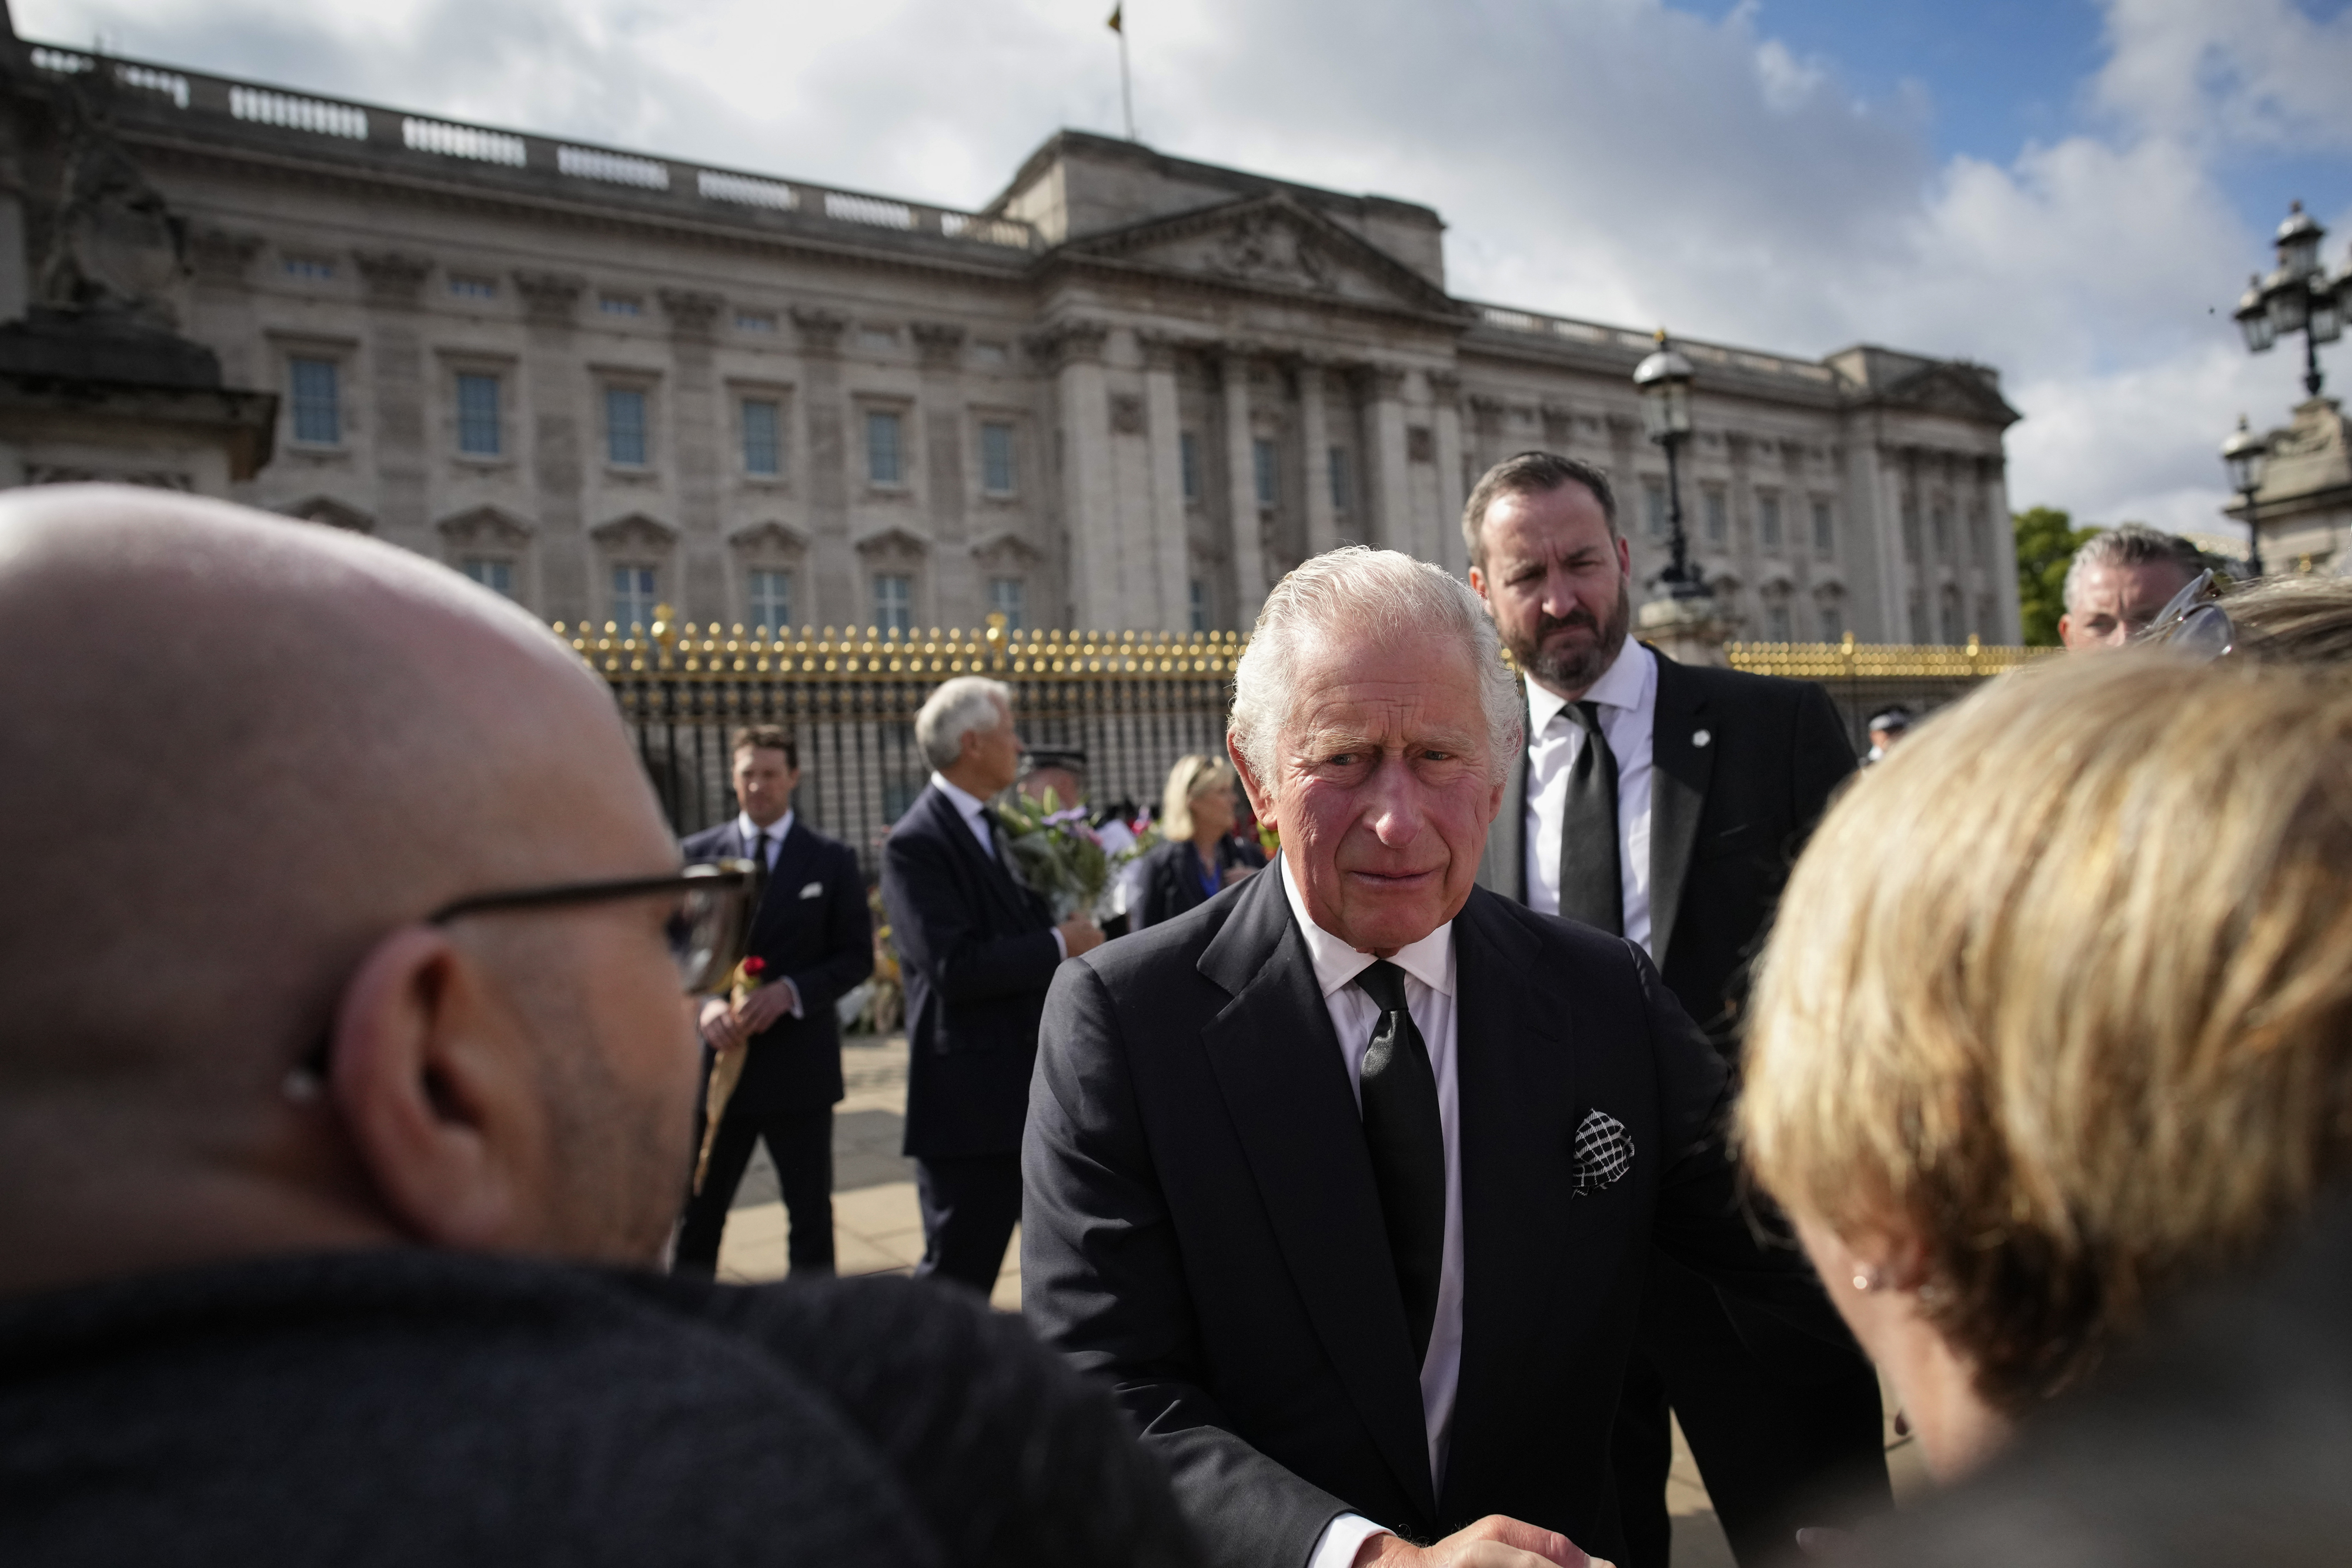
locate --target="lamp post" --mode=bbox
[1633,330,1706,599]
[2221,414,2270,579]
[2236,200,2348,399]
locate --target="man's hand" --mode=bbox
[733,977,802,1034]
[699,997,750,1053]
[1057,914,1105,958]
[1355,1516,1610,1568]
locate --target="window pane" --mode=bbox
[607,387,648,467]
[612,564,657,627]
[1819,602,1843,641]
[1759,494,1782,549]
[1766,602,1792,640]
[1643,482,1668,540]
[289,356,340,445]
[1812,500,1834,557]
[980,422,1016,494]
[1180,432,1200,502]
[1189,579,1210,633]
[1328,446,1352,512]
[456,373,501,456]
[1703,490,1728,546]
[741,399,781,476]
[1252,438,1278,507]
[748,568,791,632]
[867,411,903,484]
[873,572,912,633]
[462,557,515,599]
[988,576,1026,630]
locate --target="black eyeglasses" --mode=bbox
[2136,568,2234,660]
[429,860,757,994]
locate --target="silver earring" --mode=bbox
[1850,1266,1883,1293]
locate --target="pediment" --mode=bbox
[1062,194,1464,316]
[1874,364,2021,429]
[970,529,1045,570]
[854,524,931,562]
[729,519,810,558]
[591,511,677,554]
[437,504,533,549]
[286,495,375,534]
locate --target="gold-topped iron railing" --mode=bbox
[1725,632,2050,680]
[556,608,1247,681]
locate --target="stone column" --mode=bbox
[354,252,432,557]
[1298,358,1338,560]
[790,306,851,627]
[1362,365,1411,556]
[1219,346,1268,625]
[660,289,724,623]
[911,321,974,626]
[514,270,587,622]
[1980,453,2021,640]
[1138,332,1191,633]
[1041,320,1117,627]
[1429,370,1468,576]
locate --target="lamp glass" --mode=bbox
[2280,226,2323,279]
[2269,273,2311,334]
[1641,380,1690,442]
[2312,288,2344,345]
[2238,295,2277,352]
[2225,446,2265,494]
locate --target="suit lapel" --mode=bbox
[1475,688,1530,902]
[750,820,820,938]
[1197,871,1438,1522]
[1648,651,1712,975]
[925,787,1037,925]
[1444,889,1580,1514]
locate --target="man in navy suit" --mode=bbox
[674,726,871,1277]
[883,678,1102,1295]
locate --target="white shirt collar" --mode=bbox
[1277,854,1456,1002]
[1525,638,1654,735]
[737,808,794,845]
[930,771,991,821]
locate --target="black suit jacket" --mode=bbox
[883,784,1063,1160]
[1134,838,1253,930]
[1021,869,1847,1568]
[1476,648,1855,1044]
[680,817,872,1117]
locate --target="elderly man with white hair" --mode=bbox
[1022,549,1857,1568]
[884,676,1104,1295]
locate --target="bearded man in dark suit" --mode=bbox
[1464,452,1885,1568]
[674,725,871,1277]
[1023,548,1856,1568]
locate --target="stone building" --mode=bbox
[0,31,2023,641]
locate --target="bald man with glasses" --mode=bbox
[0,487,1192,1568]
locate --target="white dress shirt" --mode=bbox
[1523,640,1658,957]
[734,809,802,1018]
[1281,858,1464,1568]
[930,771,1067,958]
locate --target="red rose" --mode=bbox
[742,957,767,975]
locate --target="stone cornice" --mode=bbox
[1031,319,1110,371]
[790,306,848,354]
[910,320,968,368]
[658,289,724,339]
[513,270,584,323]
[354,250,433,308]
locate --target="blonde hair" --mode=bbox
[2230,574,2352,667]
[1160,753,1236,841]
[1739,654,2352,1413]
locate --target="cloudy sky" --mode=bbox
[22,0,2352,540]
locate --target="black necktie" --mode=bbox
[1354,959,1445,1365]
[1558,701,1623,938]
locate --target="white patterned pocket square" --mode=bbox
[1569,1110,1635,1196]
[800,881,824,898]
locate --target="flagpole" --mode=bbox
[1118,16,1135,140]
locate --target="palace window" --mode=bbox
[1812,499,1835,558]
[873,573,913,634]
[1643,480,1668,540]
[1252,439,1278,508]
[989,576,1027,630]
[1818,601,1843,641]
[1758,492,1782,550]
[599,295,643,317]
[741,398,782,477]
[1328,446,1352,512]
[735,311,777,333]
[461,557,516,599]
[1766,601,1793,641]
[289,356,340,446]
[606,387,649,467]
[858,326,898,353]
[447,275,497,300]
[455,373,502,457]
[1190,579,1209,633]
[867,410,904,486]
[1180,432,1201,503]
[748,568,792,633]
[980,422,1017,495]
[612,564,658,627]
[282,255,335,281]
[1703,489,1729,547]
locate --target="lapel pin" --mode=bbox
[1692,728,1712,748]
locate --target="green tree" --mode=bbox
[2014,506,2097,646]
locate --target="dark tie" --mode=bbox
[1557,701,1623,937]
[1354,959,1445,1365]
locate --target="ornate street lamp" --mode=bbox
[1633,330,1706,599]
[2245,200,2347,398]
[2221,414,2270,579]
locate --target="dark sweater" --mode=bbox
[0,1249,1198,1568]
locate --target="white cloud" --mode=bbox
[16,0,2345,544]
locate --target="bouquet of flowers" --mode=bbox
[998,789,1156,923]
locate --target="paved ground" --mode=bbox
[710,1032,1925,1565]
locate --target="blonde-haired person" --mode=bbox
[1739,653,2352,1480]
[1132,753,1253,928]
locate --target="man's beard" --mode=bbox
[1508,579,1632,694]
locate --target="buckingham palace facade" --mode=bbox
[0,35,2023,643]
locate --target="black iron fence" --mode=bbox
[567,616,1242,877]
[566,613,2043,877]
